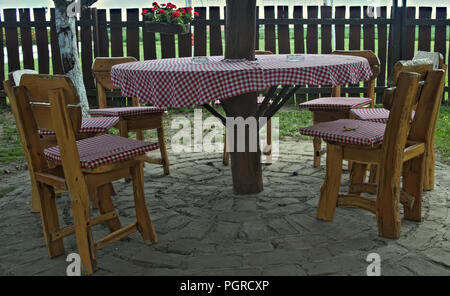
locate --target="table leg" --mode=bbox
[221,92,263,194]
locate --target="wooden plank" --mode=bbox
[19,9,35,71]
[306,6,318,54]
[126,9,140,60]
[50,9,63,74]
[307,6,319,101]
[194,7,207,56]
[405,7,416,60]
[142,8,157,60]
[277,6,290,54]
[334,6,346,50]
[321,6,332,54]
[434,8,447,59]
[349,6,361,50]
[0,13,4,88]
[4,9,20,73]
[363,6,375,51]
[110,9,124,57]
[255,6,260,50]
[376,7,388,104]
[418,7,432,52]
[293,6,305,54]
[160,33,175,59]
[33,8,50,74]
[91,8,100,58]
[80,8,94,89]
[209,6,223,56]
[97,9,109,57]
[264,6,276,53]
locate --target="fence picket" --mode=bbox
[278,6,290,54]
[127,9,140,60]
[264,6,276,53]
[4,9,20,73]
[19,9,35,71]
[110,9,124,57]
[33,8,50,74]
[293,6,305,54]
[418,7,432,52]
[194,7,207,57]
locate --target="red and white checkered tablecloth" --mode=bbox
[111,54,373,108]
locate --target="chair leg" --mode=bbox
[70,193,97,275]
[423,147,435,191]
[36,182,65,258]
[136,130,145,141]
[223,129,230,166]
[119,119,128,138]
[313,137,322,167]
[317,144,343,221]
[349,162,368,195]
[157,126,170,175]
[264,118,273,165]
[31,181,41,213]
[96,183,122,232]
[368,164,378,184]
[403,155,425,222]
[376,167,402,239]
[130,162,157,244]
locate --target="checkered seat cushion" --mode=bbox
[44,134,159,169]
[299,97,372,111]
[300,119,386,146]
[39,117,119,136]
[351,108,416,124]
[89,106,167,117]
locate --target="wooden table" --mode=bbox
[110,0,372,195]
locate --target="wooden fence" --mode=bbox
[0,5,449,108]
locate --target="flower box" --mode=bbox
[144,21,190,35]
[142,2,198,35]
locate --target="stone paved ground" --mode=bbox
[0,140,449,276]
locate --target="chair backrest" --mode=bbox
[19,74,82,133]
[92,57,138,109]
[413,51,445,70]
[3,80,50,177]
[377,72,422,236]
[255,50,273,55]
[408,69,446,145]
[383,59,435,110]
[9,69,39,86]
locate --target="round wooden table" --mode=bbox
[111,54,373,194]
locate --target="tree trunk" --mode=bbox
[54,3,90,117]
[222,0,262,194]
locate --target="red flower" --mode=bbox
[186,7,193,11]
[172,11,180,18]
[159,9,165,14]
[166,2,177,9]
[152,2,159,7]
[178,8,186,14]
[142,9,149,15]
[194,11,199,17]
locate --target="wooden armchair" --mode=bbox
[5,71,119,213]
[351,53,446,190]
[300,69,446,238]
[299,50,381,167]
[222,50,274,166]
[7,74,159,274]
[90,57,170,175]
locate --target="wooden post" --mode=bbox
[222,0,263,194]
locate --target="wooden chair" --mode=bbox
[300,69,446,238]
[5,71,119,213]
[90,57,170,175]
[351,53,446,190]
[6,74,158,274]
[299,50,381,167]
[222,50,274,166]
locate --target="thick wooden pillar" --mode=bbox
[222,0,263,194]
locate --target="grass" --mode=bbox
[0,104,449,165]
